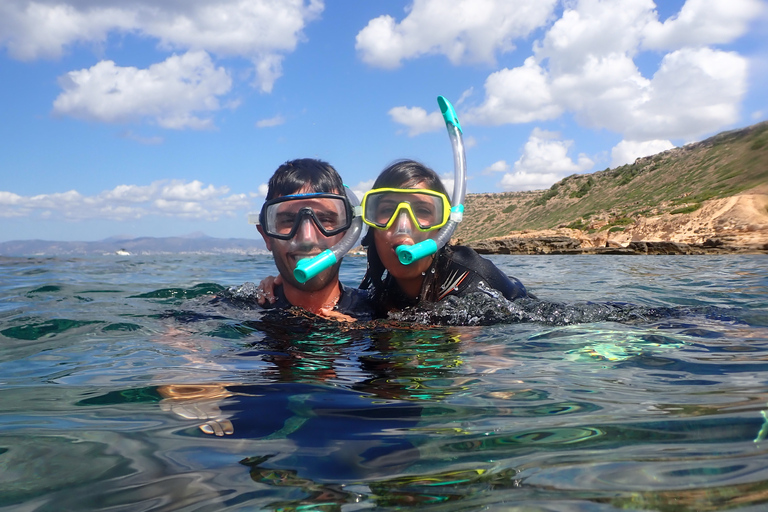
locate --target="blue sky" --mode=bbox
[1,0,766,242]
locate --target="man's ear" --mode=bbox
[256,225,273,251]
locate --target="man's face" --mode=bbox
[259,187,347,292]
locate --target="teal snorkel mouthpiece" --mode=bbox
[294,249,337,283]
[398,95,467,265]
[396,205,464,265]
[292,185,362,283]
[396,240,438,265]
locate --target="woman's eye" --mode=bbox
[377,206,395,218]
[416,207,435,218]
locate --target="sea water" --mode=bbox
[0,254,767,511]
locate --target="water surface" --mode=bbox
[1,254,767,511]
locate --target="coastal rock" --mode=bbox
[466,234,766,255]
[627,241,698,255]
[470,235,583,255]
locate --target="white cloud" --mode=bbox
[120,131,164,145]
[161,180,223,201]
[52,51,231,129]
[483,160,511,174]
[0,2,131,60]
[356,0,557,68]
[0,180,253,221]
[611,139,675,167]
[388,106,444,136]
[350,180,375,202]
[552,46,747,141]
[499,128,594,191]
[256,115,286,128]
[440,174,456,199]
[0,0,323,92]
[535,0,656,74]
[500,171,564,191]
[642,0,764,50]
[464,57,562,125]
[0,191,23,205]
[624,47,748,140]
[463,0,755,144]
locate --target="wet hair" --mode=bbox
[368,159,448,196]
[266,158,344,199]
[360,160,450,310]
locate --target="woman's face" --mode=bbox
[372,182,440,282]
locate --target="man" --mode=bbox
[252,158,371,322]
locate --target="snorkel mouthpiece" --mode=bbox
[396,240,438,265]
[294,249,337,283]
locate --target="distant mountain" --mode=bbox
[0,234,268,256]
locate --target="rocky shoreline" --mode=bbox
[465,236,768,255]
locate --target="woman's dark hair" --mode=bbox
[368,159,448,196]
[360,160,450,310]
[266,158,344,199]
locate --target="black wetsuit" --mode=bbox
[429,245,528,300]
[227,281,374,321]
[372,245,528,316]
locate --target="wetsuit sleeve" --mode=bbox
[448,246,528,300]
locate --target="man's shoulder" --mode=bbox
[338,283,374,320]
[225,282,291,310]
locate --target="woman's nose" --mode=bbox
[393,210,414,236]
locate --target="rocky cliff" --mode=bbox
[453,121,768,254]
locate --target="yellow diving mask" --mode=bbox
[361,188,451,232]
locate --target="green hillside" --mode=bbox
[455,121,768,242]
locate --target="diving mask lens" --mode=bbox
[260,193,352,240]
[361,188,451,231]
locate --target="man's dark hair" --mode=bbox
[266,159,344,200]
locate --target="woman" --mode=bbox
[359,159,529,318]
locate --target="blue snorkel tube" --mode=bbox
[396,95,466,265]
[292,186,363,284]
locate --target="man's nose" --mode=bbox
[295,215,321,243]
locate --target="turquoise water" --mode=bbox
[1,254,767,511]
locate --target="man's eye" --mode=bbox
[276,215,296,227]
[318,214,338,226]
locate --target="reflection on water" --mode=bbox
[1,254,768,511]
